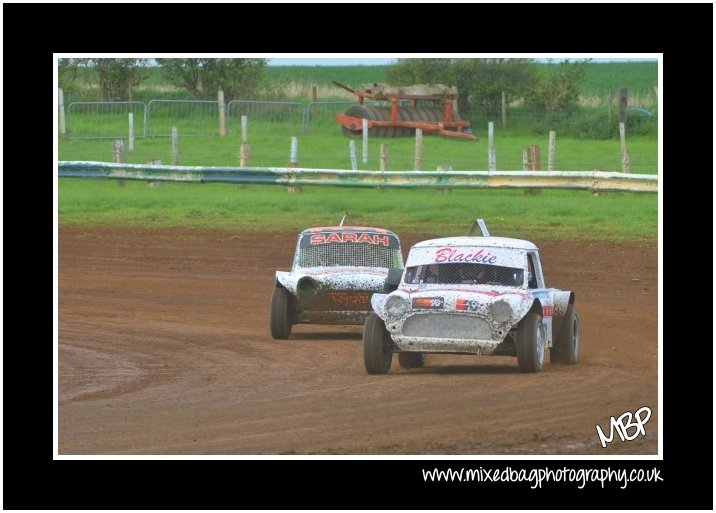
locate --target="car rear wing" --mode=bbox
[467,218,490,237]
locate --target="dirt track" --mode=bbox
[58,227,658,455]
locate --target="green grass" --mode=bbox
[58,62,658,241]
[58,178,657,243]
[59,121,657,174]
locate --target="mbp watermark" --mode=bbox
[595,406,652,448]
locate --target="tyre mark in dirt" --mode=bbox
[58,227,658,455]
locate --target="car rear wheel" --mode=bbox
[363,313,393,374]
[270,287,293,339]
[551,305,579,364]
[398,352,427,369]
[516,312,545,372]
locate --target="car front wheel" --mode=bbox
[516,312,545,373]
[551,305,579,364]
[270,287,293,339]
[363,313,393,374]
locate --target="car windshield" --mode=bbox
[405,262,524,286]
[297,240,402,269]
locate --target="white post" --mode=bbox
[619,122,630,173]
[547,130,556,171]
[241,115,248,145]
[414,128,423,171]
[362,118,369,164]
[58,88,66,135]
[128,112,135,152]
[218,89,226,137]
[287,136,301,192]
[171,127,179,165]
[289,136,298,166]
[488,122,496,172]
[380,144,389,171]
[349,140,357,171]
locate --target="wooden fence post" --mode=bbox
[362,118,369,164]
[547,131,556,171]
[618,88,628,125]
[218,89,226,137]
[488,122,496,172]
[501,91,507,129]
[113,139,125,187]
[240,115,249,167]
[523,148,542,170]
[113,139,125,163]
[128,112,135,152]
[59,88,66,135]
[414,129,423,171]
[523,145,541,194]
[379,144,389,171]
[619,122,630,173]
[171,127,179,165]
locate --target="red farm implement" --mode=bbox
[334,82,475,140]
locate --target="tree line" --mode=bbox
[59,57,588,114]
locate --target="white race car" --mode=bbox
[363,219,579,374]
[270,215,404,339]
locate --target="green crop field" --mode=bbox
[575,61,657,98]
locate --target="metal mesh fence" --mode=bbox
[147,100,219,136]
[405,263,524,287]
[227,100,304,136]
[66,102,146,139]
[298,243,401,269]
[59,98,657,173]
[303,101,355,134]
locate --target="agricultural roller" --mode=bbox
[334,82,475,140]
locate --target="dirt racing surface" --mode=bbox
[58,227,658,455]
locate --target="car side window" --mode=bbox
[527,254,538,289]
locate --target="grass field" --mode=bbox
[58,178,657,243]
[58,123,658,174]
[59,61,658,241]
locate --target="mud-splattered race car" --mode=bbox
[363,219,579,374]
[270,217,403,339]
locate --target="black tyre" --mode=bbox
[363,313,393,374]
[551,305,579,364]
[342,105,378,138]
[516,312,545,373]
[270,287,293,339]
[398,352,427,369]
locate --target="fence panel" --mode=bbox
[65,102,147,139]
[303,101,355,135]
[147,100,220,137]
[227,100,304,137]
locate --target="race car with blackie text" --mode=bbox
[363,219,579,374]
